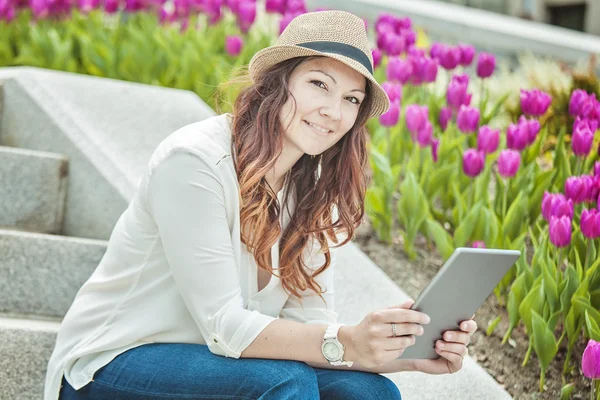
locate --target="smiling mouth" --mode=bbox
[304,120,333,134]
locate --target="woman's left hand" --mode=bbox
[410,319,478,375]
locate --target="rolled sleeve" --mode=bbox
[147,149,276,358]
[279,235,342,326]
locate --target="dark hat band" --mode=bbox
[296,41,373,75]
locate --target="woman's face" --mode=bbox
[279,57,367,157]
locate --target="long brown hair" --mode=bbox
[217,56,374,306]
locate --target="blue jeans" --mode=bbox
[59,343,401,399]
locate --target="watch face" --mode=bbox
[323,342,341,360]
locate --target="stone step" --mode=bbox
[0,229,107,319]
[0,145,69,234]
[0,315,60,400]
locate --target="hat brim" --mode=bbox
[248,45,391,120]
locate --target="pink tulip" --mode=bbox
[506,122,529,151]
[458,43,475,66]
[379,102,400,127]
[497,149,521,178]
[439,107,453,131]
[416,121,433,147]
[410,55,438,84]
[265,0,284,14]
[549,215,572,248]
[541,192,574,221]
[472,241,486,248]
[462,149,485,178]
[386,56,413,84]
[565,175,594,204]
[381,81,402,104]
[447,73,472,110]
[569,89,590,117]
[430,42,444,59]
[225,35,243,56]
[476,52,496,78]
[104,0,118,13]
[477,125,500,154]
[375,13,396,36]
[594,161,600,178]
[580,209,600,239]
[456,105,480,133]
[582,339,600,379]
[372,48,382,70]
[385,33,406,56]
[438,45,461,70]
[518,115,541,145]
[405,104,429,135]
[432,138,440,162]
[572,119,595,157]
[286,0,305,13]
[520,89,552,117]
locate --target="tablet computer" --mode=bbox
[397,247,521,360]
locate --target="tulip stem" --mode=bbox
[585,242,592,273]
[591,379,595,400]
[502,178,508,223]
[479,78,485,114]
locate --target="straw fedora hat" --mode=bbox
[248,10,391,119]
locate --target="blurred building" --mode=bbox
[439,0,600,35]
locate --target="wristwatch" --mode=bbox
[321,324,354,367]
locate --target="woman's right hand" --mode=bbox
[342,300,430,368]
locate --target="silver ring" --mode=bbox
[391,323,397,337]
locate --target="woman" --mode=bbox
[45,10,478,400]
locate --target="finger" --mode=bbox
[459,320,478,333]
[383,309,430,325]
[436,340,468,356]
[442,331,471,345]
[435,349,464,372]
[385,299,414,310]
[389,322,424,338]
[384,335,417,351]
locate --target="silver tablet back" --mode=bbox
[398,247,521,360]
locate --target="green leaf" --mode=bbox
[560,382,575,400]
[486,316,502,336]
[560,266,579,314]
[519,278,544,334]
[531,310,558,371]
[423,219,454,260]
[502,191,528,242]
[453,201,483,247]
[585,311,600,341]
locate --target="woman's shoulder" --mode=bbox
[149,113,234,170]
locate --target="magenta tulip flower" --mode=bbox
[463,149,485,177]
[385,33,406,56]
[582,339,600,379]
[439,107,453,131]
[517,115,541,145]
[520,89,552,117]
[30,0,50,17]
[225,35,243,56]
[237,1,256,33]
[379,102,401,127]
[432,138,440,162]
[549,215,572,248]
[382,81,402,104]
[413,56,438,84]
[104,0,118,12]
[541,192,574,221]
[565,175,593,204]
[497,149,521,178]
[572,120,595,157]
[402,30,417,48]
[439,45,461,70]
[430,42,444,59]
[569,89,590,117]
[458,43,475,66]
[447,74,471,109]
[79,0,99,12]
[265,0,285,14]
[476,52,496,78]
[477,125,500,154]
[386,56,413,84]
[594,161,600,178]
[279,12,296,34]
[286,0,306,13]
[416,121,433,147]
[395,16,412,32]
[372,48,382,70]
[472,241,486,248]
[580,209,600,239]
[456,105,480,133]
[506,122,529,151]
[0,0,15,21]
[375,13,396,36]
[405,104,429,134]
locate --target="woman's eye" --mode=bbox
[311,80,327,90]
[348,97,361,105]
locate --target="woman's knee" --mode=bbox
[322,372,401,400]
[256,360,319,399]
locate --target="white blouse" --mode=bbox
[43,113,342,400]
